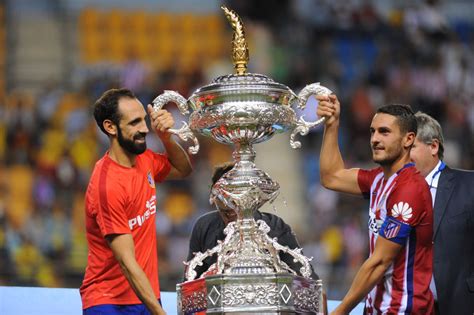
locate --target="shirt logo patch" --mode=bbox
[147,171,155,188]
[391,202,413,221]
[384,219,401,239]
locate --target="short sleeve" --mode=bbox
[385,179,430,227]
[358,167,382,198]
[150,152,171,183]
[96,179,131,237]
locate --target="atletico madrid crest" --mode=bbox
[147,171,155,188]
[384,218,401,239]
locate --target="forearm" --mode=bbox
[334,258,389,314]
[119,258,165,315]
[320,122,345,188]
[161,136,192,176]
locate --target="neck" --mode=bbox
[425,158,441,178]
[382,154,411,179]
[108,142,137,167]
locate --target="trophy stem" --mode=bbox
[232,142,257,220]
[232,142,255,163]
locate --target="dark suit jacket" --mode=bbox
[185,210,319,280]
[433,166,474,315]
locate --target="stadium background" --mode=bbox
[0,0,473,301]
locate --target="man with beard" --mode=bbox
[316,95,434,315]
[80,88,192,315]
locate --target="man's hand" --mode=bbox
[316,94,340,127]
[147,104,174,140]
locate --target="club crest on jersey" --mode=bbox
[384,218,401,239]
[147,171,155,188]
[391,202,413,221]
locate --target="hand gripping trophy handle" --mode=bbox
[152,90,200,155]
[289,83,333,149]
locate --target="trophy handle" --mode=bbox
[289,83,333,149]
[152,90,200,155]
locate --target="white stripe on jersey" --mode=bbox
[366,170,401,313]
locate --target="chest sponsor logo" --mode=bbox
[368,217,384,234]
[129,195,156,230]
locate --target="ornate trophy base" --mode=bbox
[177,273,323,314]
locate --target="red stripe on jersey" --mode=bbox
[370,233,375,256]
[98,158,113,232]
[388,246,407,313]
[375,178,398,221]
[373,280,385,311]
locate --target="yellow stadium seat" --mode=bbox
[79,8,100,31]
[105,9,125,34]
[128,11,148,34]
[6,165,34,229]
[153,12,174,33]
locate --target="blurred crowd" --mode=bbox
[0,0,473,300]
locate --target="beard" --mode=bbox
[372,146,402,166]
[117,126,147,155]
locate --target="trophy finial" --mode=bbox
[221,5,249,75]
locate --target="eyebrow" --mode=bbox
[370,126,391,132]
[127,116,145,125]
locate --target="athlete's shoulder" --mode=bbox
[88,155,130,194]
[139,149,167,162]
[194,210,221,226]
[358,166,383,187]
[398,166,427,186]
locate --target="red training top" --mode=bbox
[80,150,171,309]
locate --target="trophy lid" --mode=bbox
[190,6,294,97]
[192,73,293,95]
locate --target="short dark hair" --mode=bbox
[93,88,136,135]
[211,162,235,186]
[376,104,417,135]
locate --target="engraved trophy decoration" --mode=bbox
[153,6,331,314]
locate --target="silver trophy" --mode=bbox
[153,6,331,314]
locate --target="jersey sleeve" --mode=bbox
[150,151,171,183]
[96,179,131,237]
[357,167,381,198]
[379,178,431,245]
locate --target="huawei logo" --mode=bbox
[391,202,413,221]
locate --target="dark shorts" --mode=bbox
[83,299,162,315]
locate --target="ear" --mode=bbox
[103,119,117,136]
[404,131,416,149]
[430,139,440,157]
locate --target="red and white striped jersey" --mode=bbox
[358,164,434,314]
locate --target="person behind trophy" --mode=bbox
[80,88,193,315]
[185,161,327,313]
[317,95,434,315]
[410,111,474,315]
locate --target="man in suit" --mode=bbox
[410,112,474,315]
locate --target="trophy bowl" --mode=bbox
[153,74,332,154]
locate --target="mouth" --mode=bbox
[134,137,146,143]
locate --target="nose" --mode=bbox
[370,135,377,146]
[371,131,380,146]
[140,121,149,134]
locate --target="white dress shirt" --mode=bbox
[425,160,444,301]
